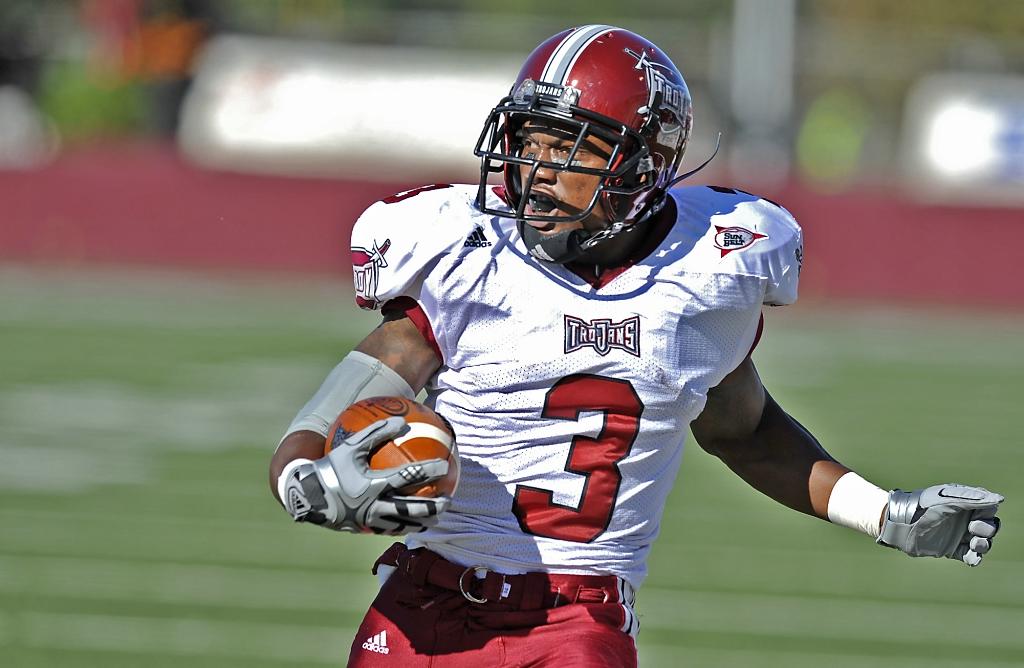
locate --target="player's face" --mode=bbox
[517,122,615,236]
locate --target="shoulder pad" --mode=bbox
[672,186,804,306]
[350,184,482,309]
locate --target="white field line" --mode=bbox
[2,610,348,664]
[637,587,1024,649]
[0,444,152,493]
[0,508,396,571]
[0,507,311,533]
[0,371,315,452]
[756,327,1024,372]
[0,554,380,613]
[0,360,326,491]
[0,265,380,336]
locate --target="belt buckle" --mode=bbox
[458,565,490,603]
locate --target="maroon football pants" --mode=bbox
[346,547,637,667]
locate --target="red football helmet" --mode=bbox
[474,25,693,262]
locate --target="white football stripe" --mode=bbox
[541,24,614,84]
[560,26,617,86]
[392,422,453,450]
[540,28,581,83]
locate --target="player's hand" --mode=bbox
[877,484,1003,566]
[281,417,451,535]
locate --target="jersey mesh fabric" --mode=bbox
[350,184,802,590]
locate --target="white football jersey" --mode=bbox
[350,183,802,590]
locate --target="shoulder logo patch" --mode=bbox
[464,225,492,248]
[564,315,640,357]
[713,226,768,257]
[352,238,391,309]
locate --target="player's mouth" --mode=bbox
[524,191,589,233]
[528,194,561,228]
[528,190,561,209]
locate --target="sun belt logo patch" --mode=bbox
[351,238,391,308]
[713,226,767,257]
[564,315,640,357]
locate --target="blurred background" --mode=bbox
[1,1,1022,667]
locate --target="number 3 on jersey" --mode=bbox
[512,375,644,543]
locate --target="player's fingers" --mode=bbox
[368,503,439,535]
[379,495,451,518]
[969,535,991,555]
[378,459,449,489]
[430,495,452,515]
[391,495,452,517]
[968,517,1000,539]
[950,540,983,567]
[970,506,999,522]
[963,550,983,567]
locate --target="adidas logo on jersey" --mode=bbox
[362,630,390,655]
[464,225,492,247]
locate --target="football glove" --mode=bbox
[878,484,1003,566]
[281,416,451,535]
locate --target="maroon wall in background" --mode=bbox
[0,144,395,275]
[1,143,1022,307]
[775,185,1024,307]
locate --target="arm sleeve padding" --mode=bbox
[278,351,415,444]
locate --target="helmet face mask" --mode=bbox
[473,25,693,264]
[475,83,653,227]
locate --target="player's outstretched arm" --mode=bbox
[269,311,446,534]
[690,355,1004,566]
[690,356,848,518]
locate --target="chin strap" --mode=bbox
[517,197,663,265]
[518,221,588,263]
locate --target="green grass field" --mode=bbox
[1,265,1021,667]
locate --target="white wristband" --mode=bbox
[826,472,890,538]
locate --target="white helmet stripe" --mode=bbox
[540,24,616,85]
[560,27,617,86]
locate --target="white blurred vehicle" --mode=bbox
[902,72,1024,205]
[0,85,58,169]
[178,34,514,180]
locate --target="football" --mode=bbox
[325,396,459,498]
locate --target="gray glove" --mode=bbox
[282,416,451,535]
[878,484,1003,566]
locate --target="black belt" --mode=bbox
[373,542,626,610]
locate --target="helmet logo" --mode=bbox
[351,239,391,308]
[713,226,768,258]
[512,78,580,115]
[512,78,537,104]
[625,48,688,130]
[556,85,581,113]
[626,48,674,73]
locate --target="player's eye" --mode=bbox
[549,146,574,164]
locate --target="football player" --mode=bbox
[269,25,1004,667]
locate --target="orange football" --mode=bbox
[325,396,459,498]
